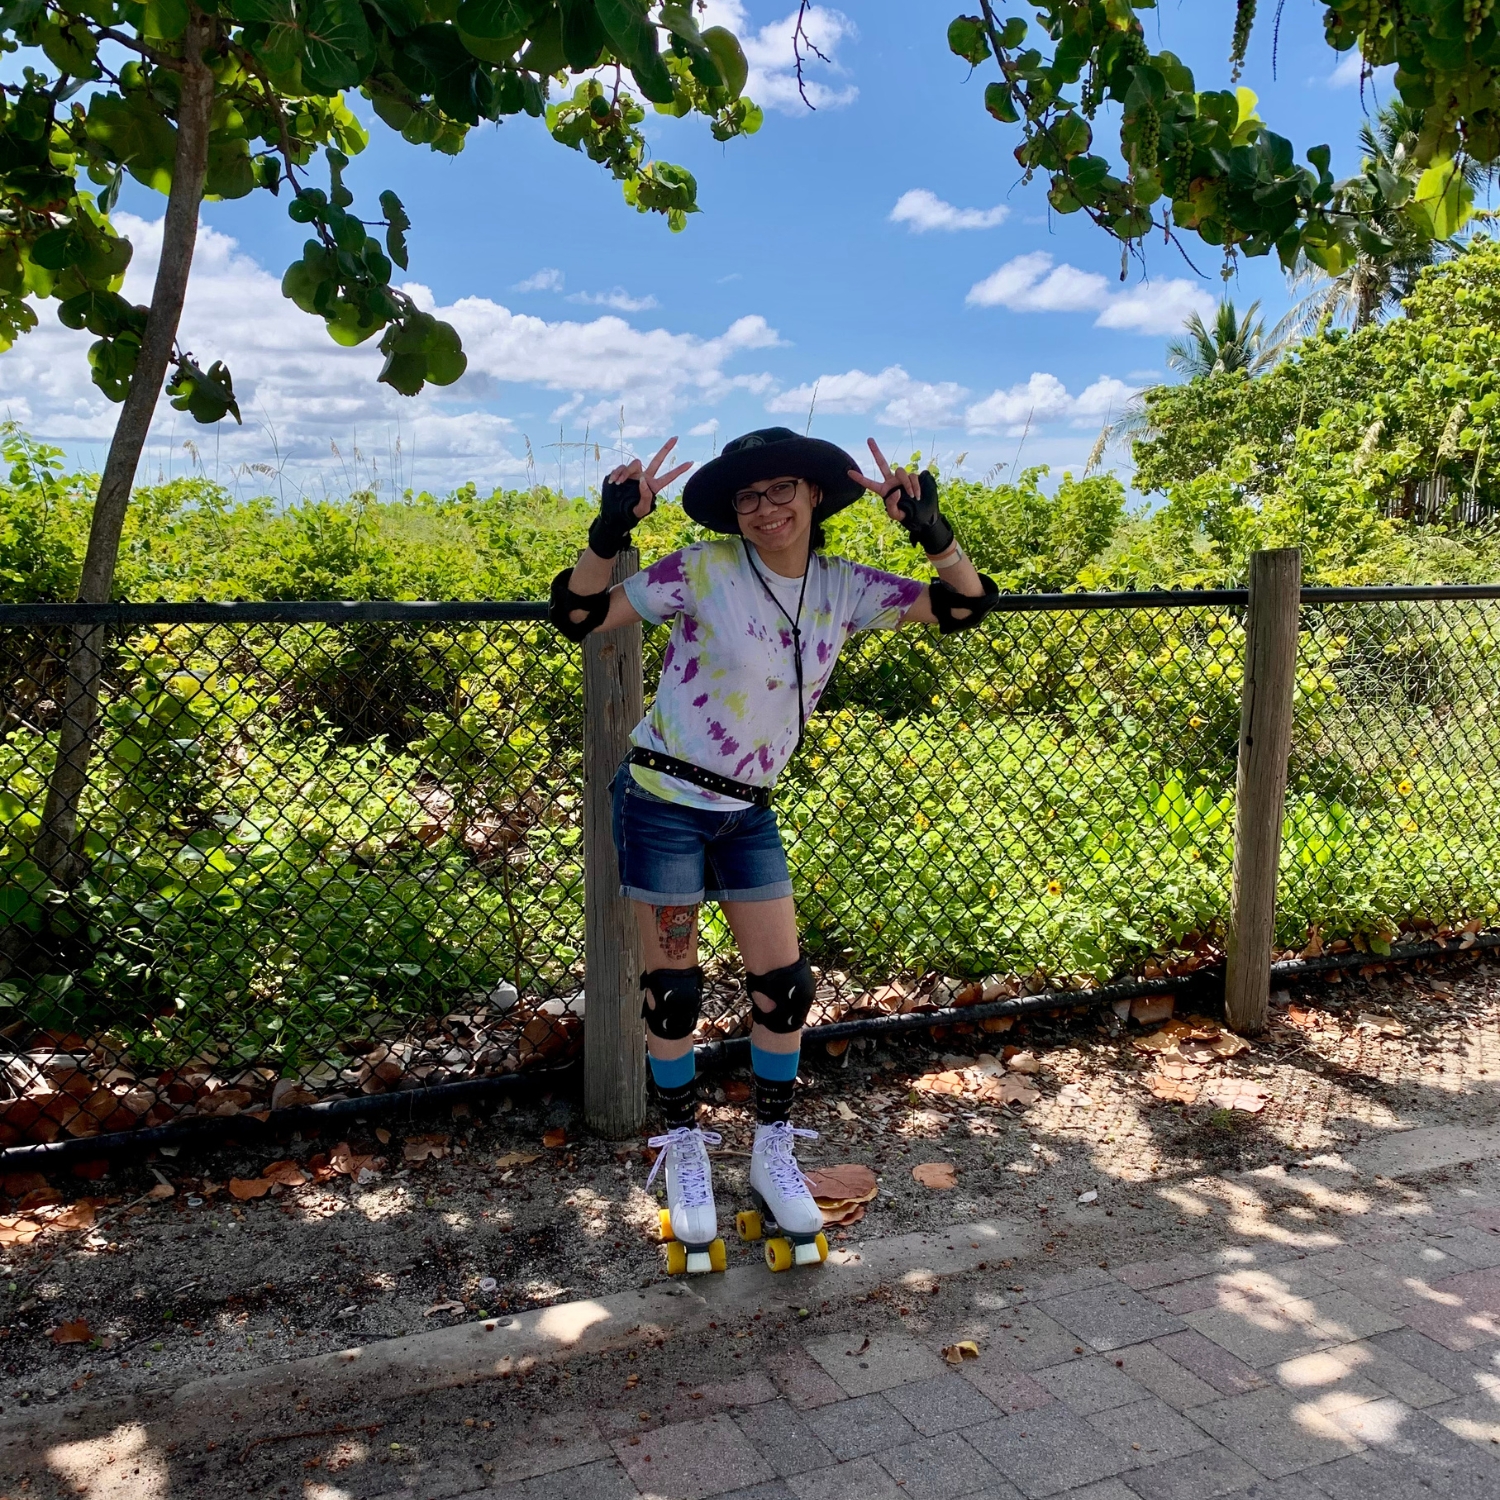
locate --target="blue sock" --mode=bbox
[648,1050,697,1127]
[648,1051,697,1090]
[752,1043,799,1124]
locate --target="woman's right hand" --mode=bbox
[589,438,693,558]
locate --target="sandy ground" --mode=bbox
[3,950,1499,1419]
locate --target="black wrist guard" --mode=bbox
[930,573,1000,634]
[895,470,955,556]
[549,568,610,643]
[588,474,652,558]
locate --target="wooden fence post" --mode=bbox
[584,548,645,1137]
[1225,547,1302,1035]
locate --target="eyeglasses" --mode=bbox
[733,478,802,515]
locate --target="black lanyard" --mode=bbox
[742,539,813,753]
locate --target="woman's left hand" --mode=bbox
[847,438,920,523]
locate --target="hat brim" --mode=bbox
[681,436,865,534]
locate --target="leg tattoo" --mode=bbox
[655,904,697,961]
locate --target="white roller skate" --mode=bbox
[646,1126,727,1275]
[738,1122,829,1272]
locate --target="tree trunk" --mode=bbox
[30,12,217,889]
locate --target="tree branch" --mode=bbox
[792,0,829,110]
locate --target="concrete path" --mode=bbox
[8,1124,1500,1498]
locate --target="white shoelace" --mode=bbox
[645,1126,722,1207]
[755,1121,819,1200]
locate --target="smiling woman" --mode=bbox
[549,423,998,1272]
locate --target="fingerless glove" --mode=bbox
[894,471,955,557]
[588,473,653,559]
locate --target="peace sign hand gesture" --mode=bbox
[589,438,694,559]
[847,438,955,557]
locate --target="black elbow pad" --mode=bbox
[549,568,610,643]
[930,574,1000,634]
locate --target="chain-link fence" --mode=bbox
[2,586,1496,1152]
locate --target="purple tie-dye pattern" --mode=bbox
[621,541,919,810]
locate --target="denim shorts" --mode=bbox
[611,763,793,906]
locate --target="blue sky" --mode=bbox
[0,3,1407,501]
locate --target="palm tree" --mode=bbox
[1284,100,1487,335]
[1165,299,1285,378]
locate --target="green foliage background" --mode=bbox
[5,244,1500,1076]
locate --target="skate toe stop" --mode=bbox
[686,1249,713,1274]
[793,1240,822,1267]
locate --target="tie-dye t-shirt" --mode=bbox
[621,538,923,810]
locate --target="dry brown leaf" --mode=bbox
[722,1080,752,1103]
[942,1340,980,1365]
[328,1142,385,1181]
[978,1075,1039,1107]
[1004,1051,1041,1074]
[2,1171,49,1198]
[375,1127,392,1145]
[1157,1056,1202,1080]
[228,1176,273,1201]
[495,1151,540,1170]
[403,1133,450,1164]
[1356,1012,1407,1037]
[1209,1032,1251,1058]
[914,1070,968,1098]
[817,1201,868,1226]
[49,1320,91,1345]
[542,1127,567,1149]
[1149,1076,1200,1105]
[1202,1081,1271,1114]
[271,1079,319,1110]
[912,1161,957,1190]
[1057,1083,1093,1110]
[0,1215,43,1246]
[146,1182,175,1200]
[260,1160,309,1187]
[49,1200,96,1230]
[424,1300,464,1317]
[804,1164,878,1204]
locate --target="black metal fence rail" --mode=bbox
[2,583,1497,1159]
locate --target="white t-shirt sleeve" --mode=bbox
[845,562,925,634]
[622,547,697,625]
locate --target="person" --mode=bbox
[550,426,997,1269]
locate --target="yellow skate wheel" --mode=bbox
[665,1241,688,1276]
[814,1232,829,1263]
[658,1207,675,1242]
[765,1237,794,1273]
[736,1210,763,1242]
[709,1238,728,1273]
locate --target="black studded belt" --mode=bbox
[627,747,773,810]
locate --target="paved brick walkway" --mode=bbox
[471,1202,1500,1500]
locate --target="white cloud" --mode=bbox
[967,252,1109,312]
[890,189,1009,233]
[567,287,660,312]
[689,419,720,437]
[1327,52,1394,88]
[763,363,1138,436]
[766,365,968,428]
[513,267,564,292]
[967,251,1215,335]
[0,216,781,487]
[701,1,857,112]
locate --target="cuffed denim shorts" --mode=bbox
[611,762,793,906]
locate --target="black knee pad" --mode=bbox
[641,966,704,1041]
[745,956,816,1034]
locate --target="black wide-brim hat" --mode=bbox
[682,426,864,535]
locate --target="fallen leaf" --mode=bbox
[49,1200,96,1230]
[542,1127,567,1149]
[49,1320,91,1345]
[914,1070,968,1098]
[403,1133,450,1164]
[913,1161,957,1190]
[1202,1081,1271,1114]
[1356,1011,1407,1037]
[1057,1084,1093,1110]
[1149,1076,1200,1105]
[0,1215,43,1246]
[804,1164,878,1204]
[16,1188,62,1212]
[1077,1189,1098,1205]
[260,1160,308,1187]
[980,1076,1039,1108]
[146,1182,175,1200]
[941,1340,980,1365]
[229,1177,273,1201]
[271,1079,319,1110]
[835,1101,858,1122]
[1157,1056,1202,1080]
[495,1151,540,1170]
[2,1172,49,1199]
[1005,1051,1041,1075]
[722,1080,752,1103]
[1210,1032,1251,1058]
[423,1300,464,1317]
[375,1127,392,1145]
[818,1201,867,1226]
[328,1142,385,1182]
